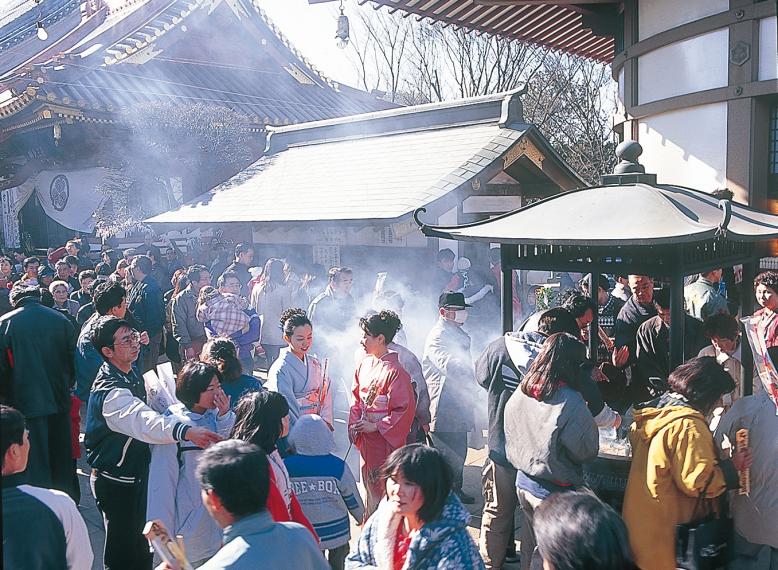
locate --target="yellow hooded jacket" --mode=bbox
[623,403,729,570]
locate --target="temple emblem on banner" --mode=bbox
[50,174,70,211]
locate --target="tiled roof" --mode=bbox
[0,0,393,134]
[361,0,616,64]
[148,122,522,223]
[147,90,583,225]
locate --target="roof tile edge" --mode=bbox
[266,89,524,153]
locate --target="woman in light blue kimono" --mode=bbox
[266,308,334,428]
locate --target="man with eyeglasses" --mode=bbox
[85,316,222,570]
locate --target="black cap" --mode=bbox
[235,243,251,256]
[438,291,471,308]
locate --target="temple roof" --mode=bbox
[0,0,393,139]
[360,0,617,64]
[417,143,778,246]
[147,90,584,225]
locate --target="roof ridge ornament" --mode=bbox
[716,199,732,238]
[498,86,526,127]
[413,207,428,231]
[600,140,657,185]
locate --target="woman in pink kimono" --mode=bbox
[349,310,416,517]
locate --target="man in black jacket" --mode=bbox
[127,255,165,373]
[224,242,254,288]
[0,286,77,499]
[85,316,221,570]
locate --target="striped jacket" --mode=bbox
[285,414,364,549]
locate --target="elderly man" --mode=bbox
[422,291,478,504]
[684,268,729,321]
[172,264,211,362]
[195,441,328,570]
[611,275,659,406]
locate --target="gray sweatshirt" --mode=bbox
[504,385,598,488]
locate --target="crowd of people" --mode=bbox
[1,235,777,570]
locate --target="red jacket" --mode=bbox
[266,467,318,542]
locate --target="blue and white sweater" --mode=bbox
[346,493,485,570]
[284,414,364,550]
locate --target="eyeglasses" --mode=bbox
[112,331,141,347]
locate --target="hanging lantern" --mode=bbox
[335,1,349,49]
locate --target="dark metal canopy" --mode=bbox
[415,141,777,394]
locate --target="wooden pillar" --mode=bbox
[588,271,599,358]
[741,260,756,395]
[501,245,513,334]
[669,271,686,369]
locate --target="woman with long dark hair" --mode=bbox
[200,337,262,409]
[230,390,317,540]
[502,332,601,568]
[347,444,484,569]
[164,269,188,371]
[250,257,294,366]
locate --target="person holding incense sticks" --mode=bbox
[349,310,416,517]
[266,308,333,429]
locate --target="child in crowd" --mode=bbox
[285,414,364,570]
[196,285,250,337]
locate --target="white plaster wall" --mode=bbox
[638,103,727,192]
[759,16,777,81]
[638,29,728,105]
[438,205,459,258]
[638,0,728,40]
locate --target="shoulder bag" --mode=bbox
[675,468,732,570]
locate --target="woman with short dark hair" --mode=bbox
[534,491,636,570]
[146,361,235,566]
[752,270,778,348]
[200,336,262,409]
[346,444,484,569]
[623,356,752,570]
[266,308,332,428]
[349,310,416,516]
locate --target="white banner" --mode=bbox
[1,187,21,248]
[18,168,111,232]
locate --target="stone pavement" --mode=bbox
[77,379,523,569]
